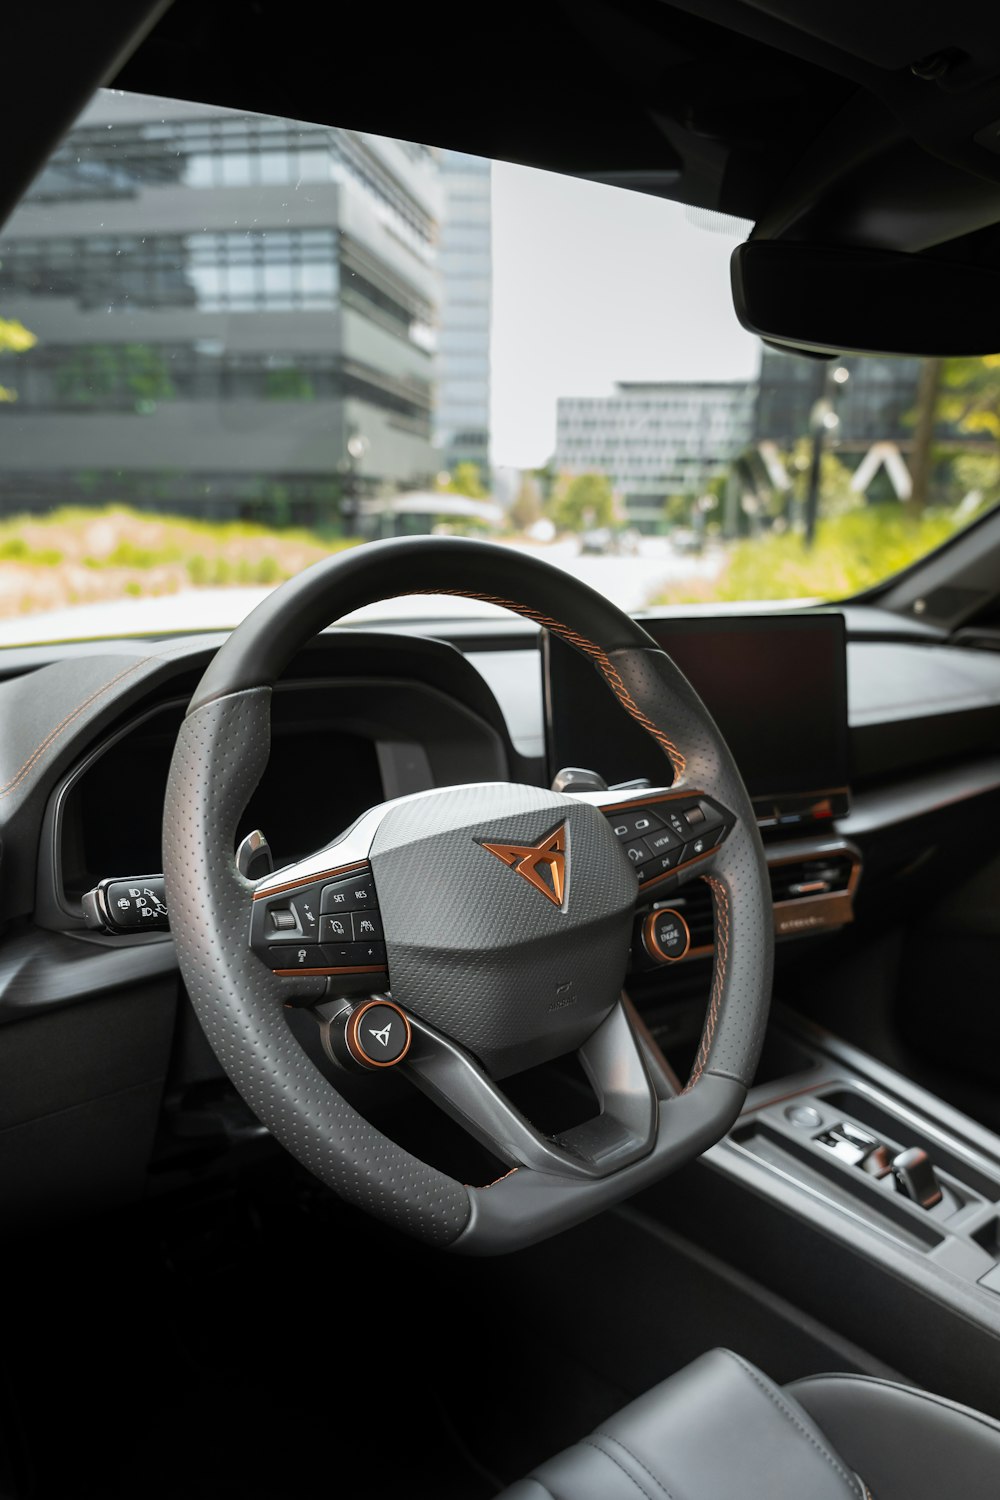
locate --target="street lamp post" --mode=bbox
[803,364,849,548]
[340,429,368,538]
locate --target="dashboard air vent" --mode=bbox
[769,854,855,905]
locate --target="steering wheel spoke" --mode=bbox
[248,802,391,993]
[403,999,658,1180]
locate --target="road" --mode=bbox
[0,537,723,646]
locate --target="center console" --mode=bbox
[639,1010,1000,1417]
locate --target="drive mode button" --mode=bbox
[346,1000,411,1067]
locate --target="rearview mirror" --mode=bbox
[731,240,1000,357]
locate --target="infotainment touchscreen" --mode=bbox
[543,611,850,826]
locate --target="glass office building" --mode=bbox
[0,92,443,525]
[434,150,491,481]
[556,381,756,529]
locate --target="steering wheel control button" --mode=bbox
[351,910,383,941]
[268,944,326,971]
[319,913,352,942]
[320,873,377,912]
[609,809,664,840]
[269,908,298,933]
[321,940,387,969]
[645,827,683,857]
[623,838,653,868]
[345,1000,412,1069]
[642,908,691,963]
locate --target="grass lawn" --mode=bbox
[0,506,356,618]
[652,505,981,605]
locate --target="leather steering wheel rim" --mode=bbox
[163,536,773,1252]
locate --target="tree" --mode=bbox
[439,460,488,499]
[548,472,616,532]
[938,354,1000,442]
[509,473,543,532]
[0,316,37,403]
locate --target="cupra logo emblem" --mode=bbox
[480,822,569,908]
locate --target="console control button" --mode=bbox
[642,908,691,963]
[785,1103,823,1130]
[268,944,326,971]
[345,1000,411,1068]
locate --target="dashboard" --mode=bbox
[3,601,1000,1227]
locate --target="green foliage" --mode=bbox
[939,355,1000,442]
[654,505,983,605]
[663,494,692,525]
[0,315,38,402]
[0,538,62,564]
[439,461,489,499]
[0,318,36,355]
[548,472,616,532]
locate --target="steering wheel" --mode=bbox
[163,537,772,1253]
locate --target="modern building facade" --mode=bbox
[0,91,443,526]
[433,150,491,481]
[556,381,756,528]
[755,348,925,451]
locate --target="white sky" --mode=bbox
[489,161,763,469]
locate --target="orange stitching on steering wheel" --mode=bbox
[684,875,730,1090]
[409,589,687,779]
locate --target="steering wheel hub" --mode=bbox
[369,783,637,1078]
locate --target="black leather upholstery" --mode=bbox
[502,1348,1000,1499]
[501,1348,867,1499]
[791,1371,1000,1500]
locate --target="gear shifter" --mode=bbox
[891,1147,944,1209]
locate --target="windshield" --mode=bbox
[0,88,995,643]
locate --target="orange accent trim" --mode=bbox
[638,846,718,890]
[481,822,567,906]
[603,788,707,814]
[345,998,412,1069]
[408,589,687,779]
[254,860,369,899]
[642,908,691,964]
[274,963,386,977]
